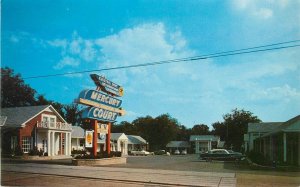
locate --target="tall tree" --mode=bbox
[112,121,138,135]
[63,104,80,125]
[191,124,210,135]
[1,67,37,107]
[212,109,261,151]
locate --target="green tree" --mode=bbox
[63,104,80,125]
[1,67,37,107]
[191,124,210,135]
[212,109,261,151]
[112,121,138,135]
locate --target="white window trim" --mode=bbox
[22,136,32,153]
[41,114,57,127]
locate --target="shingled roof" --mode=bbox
[262,115,300,137]
[127,135,147,145]
[72,126,85,138]
[1,105,66,128]
[247,122,283,133]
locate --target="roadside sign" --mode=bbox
[97,123,109,134]
[85,130,93,148]
[90,74,124,97]
[75,98,125,116]
[77,89,122,108]
[81,107,118,122]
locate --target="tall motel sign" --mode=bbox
[75,74,125,156]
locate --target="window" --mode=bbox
[50,117,55,128]
[42,114,56,128]
[22,136,32,153]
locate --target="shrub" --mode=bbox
[74,151,122,159]
[247,150,271,166]
[14,145,23,156]
[29,147,42,156]
[71,149,87,155]
[111,151,122,157]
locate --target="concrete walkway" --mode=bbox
[2,163,236,187]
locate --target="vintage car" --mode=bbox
[154,150,170,156]
[131,150,151,156]
[199,149,245,161]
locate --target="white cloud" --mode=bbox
[54,56,80,69]
[230,0,298,20]
[254,8,273,19]
[250,84,300,102]
[48,31,98,69]
[95,22,195,85]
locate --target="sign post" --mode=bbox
[93,120,97,157]
[106,122,111,155]
[76,74,125,158]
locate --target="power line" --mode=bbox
[7,39,300,79]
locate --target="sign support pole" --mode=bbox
[106,122,111,155]
[93,119,97,157]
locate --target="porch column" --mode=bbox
[124,141,128,156]
[69,132,71,155]
[283,133,287,162]
[195,140,199,154]
[77,138,79,150]
[263,138,267,157]
[52,131,55,156]
[47,131,51,156]
[64,132,68,155]
[298,133,300,166]
[269,136,273,160]
[117,140,120,152]
[207,141,209,151]
[65,133,68,156]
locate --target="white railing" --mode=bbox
[37,121,72,130]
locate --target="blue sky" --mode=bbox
[2,0,300,128]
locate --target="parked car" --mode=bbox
[154,150,170,156]
[199,149,245,161]
[181,149,187,155]
[174,149,180,155]
[131,150,150,156]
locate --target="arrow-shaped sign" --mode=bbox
[90,74,124,97]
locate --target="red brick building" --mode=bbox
[1,105,72,157]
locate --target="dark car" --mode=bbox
[199,149,245,161]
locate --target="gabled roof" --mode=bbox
[262,115,300,137]
[248,122,282,133]
[1,105,67,128]
[190,135,220,142]
[111,133,128,140]
[166,141,190,148]
[72,126,85,138]
[127,135,147,145]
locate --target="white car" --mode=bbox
[131,150,150,156]
[174,149,180,155]
[181,150,187,155]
